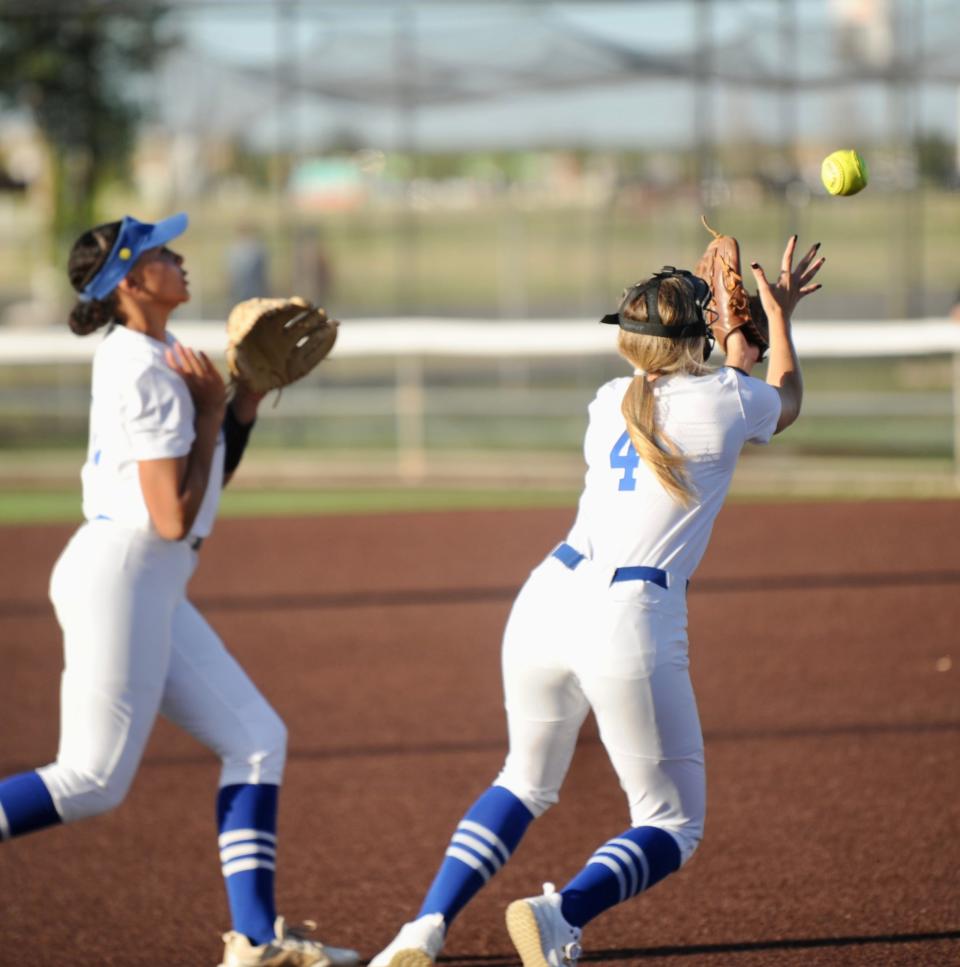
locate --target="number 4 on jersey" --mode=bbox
[610,430,639,491]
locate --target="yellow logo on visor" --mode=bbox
[118,247,132,260]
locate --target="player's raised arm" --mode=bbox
[749,235,825,433]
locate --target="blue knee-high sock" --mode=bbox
[417,785,534,925]
[0,772,62,840]
[559,826,682,928]
[217,783,280,945]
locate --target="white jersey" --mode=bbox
[564,367,780,579]
[80,325,224,538]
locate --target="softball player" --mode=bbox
[371,236,824,967]
[0,214,358,967]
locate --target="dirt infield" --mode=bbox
[1,501,958,967]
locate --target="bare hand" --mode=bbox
[749,236,825,323]
[166,343,227,418]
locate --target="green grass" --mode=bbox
[3,461,957,527]
[0,491,83,524]
[0,486,580,525]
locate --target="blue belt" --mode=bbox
[551,542,671,589]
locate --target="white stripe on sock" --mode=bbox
[451,831,503,873]
[220,842,278,864]
[458,819,510,864]
[595,845,638,897]
[222,857,277,878]
[608,837,645,862]
[606,837,651,893]
[445,845,493,882]
[0,802,10,840]
[218,828,278,848]
[586,855,628,902]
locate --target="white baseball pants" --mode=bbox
[494,552,706,864]
[38,520,286,824]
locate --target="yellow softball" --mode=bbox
[821,149,868,196]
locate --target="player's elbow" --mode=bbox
[774,397,801,434]
[150,509,190,541]
[156,522,189,541]
[139,457,192,540]
[773,381,803,434]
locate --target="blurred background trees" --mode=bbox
[0,2,175,254]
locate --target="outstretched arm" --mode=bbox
[749,237,824,434]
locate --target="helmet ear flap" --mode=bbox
[703,331,715,362]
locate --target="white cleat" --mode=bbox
[368,913,446,967]
[505,883,582,967]
[219,915,360,967]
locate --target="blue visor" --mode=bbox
[81,212,188,301]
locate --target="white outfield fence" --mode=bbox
[5,318,960,362]
[2,318,960,489]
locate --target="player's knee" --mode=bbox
[661,818,703,867]
[41,765,131,822]
[626,770,705,867]
[626,793,703,866]
[93,779,131,815]
[244,710,286,777]
[263,715,288,772]
[220,707,287,786]
[491,772,559,819]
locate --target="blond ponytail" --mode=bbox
[613,274,710,507]
[620,372,695,507]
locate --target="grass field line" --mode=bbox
[0,450,957,525]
